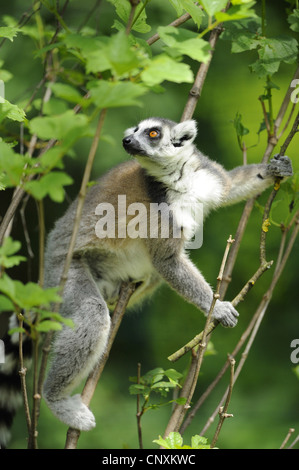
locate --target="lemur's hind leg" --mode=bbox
[43,258,110,431]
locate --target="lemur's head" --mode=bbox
[122,117,197,162]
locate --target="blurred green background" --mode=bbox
[1,0,298,449]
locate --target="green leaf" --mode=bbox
[0,237,26,268]
[250,36,298,78]
[35,320,62,332]
[39,146,66,171]
[200,0,228,16]
[0,98,26,122]
[0,294,14,312]
[180,1,205,28]
[191,435,210,449]
[153,432,211,450]
[168,0,184,17]
[24,171,73,202]
[35,310,74,328]
[29,110,89,140]
[0,142,28,187]
[174,397,187,405]
[167,432,183,449]
[220,18,261,53]
[158,26,211,63]
[164,368,183,386]
[0,273,16,300]
[233,112,249,139]
[0,67,13,83]
[49,83,86,105]
[0,273,61,311]
[153,432,183,449]
[0,26,19,41]
[129,384,148,395]
[215,1,257,22]
[288,9,299,32]
[107,0,151,33]
[141,54,193,86]
[231,0,254,4]
[142,367,165,384]
[88,80,147,108]
[83,31,142,77]
[108,31,141,76]
[85,49,112,74]
[8,327,26,334]
[14,281,61,310]
[151,380,177,390]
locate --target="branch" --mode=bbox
[280,427,295,449]
[180,26,223,122]
[64,282,136,449]
[146,4,202,46]
[126,0,141,35]
[162,235,234,439]
[168,210,275,364]
[279,111,299,157]
[288,433,299,449]
[179,305,261,434]
[168,257,273,363]
[18,314,31,438]
[200,210,299,436]
[210,355,235,448]
[219,63,299,298]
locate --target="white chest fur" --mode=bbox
[166,164,223,241]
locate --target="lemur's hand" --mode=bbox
[212,300,239,328]
[268,155,293,178]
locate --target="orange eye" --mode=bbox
[149,130,159,138]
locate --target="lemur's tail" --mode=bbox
[0,315,32,448]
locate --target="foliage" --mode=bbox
[129,367,186,409]
[0,237,73,337]
[153,431,211,449]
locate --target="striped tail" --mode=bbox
[0,315,32,448]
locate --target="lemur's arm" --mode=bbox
[223,155,293,206]
[150,240,239,327]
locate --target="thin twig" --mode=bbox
[180,26,222,122]
[146,8,197,46]
[210,355,235,448]
[17,314,32,438]
[136,362,143,449]
[280,427,295,449]
[126,0,140,35]
[279,111,299,157]
[287,433,299,449]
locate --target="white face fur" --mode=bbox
[122,117,198,162]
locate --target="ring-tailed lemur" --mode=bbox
[0,117,293,442]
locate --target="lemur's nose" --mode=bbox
[123,136,132,145]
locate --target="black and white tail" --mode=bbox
[0,315,32,448]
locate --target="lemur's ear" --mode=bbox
[171,120,197,148]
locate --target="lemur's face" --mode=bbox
[122,117,197,161]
